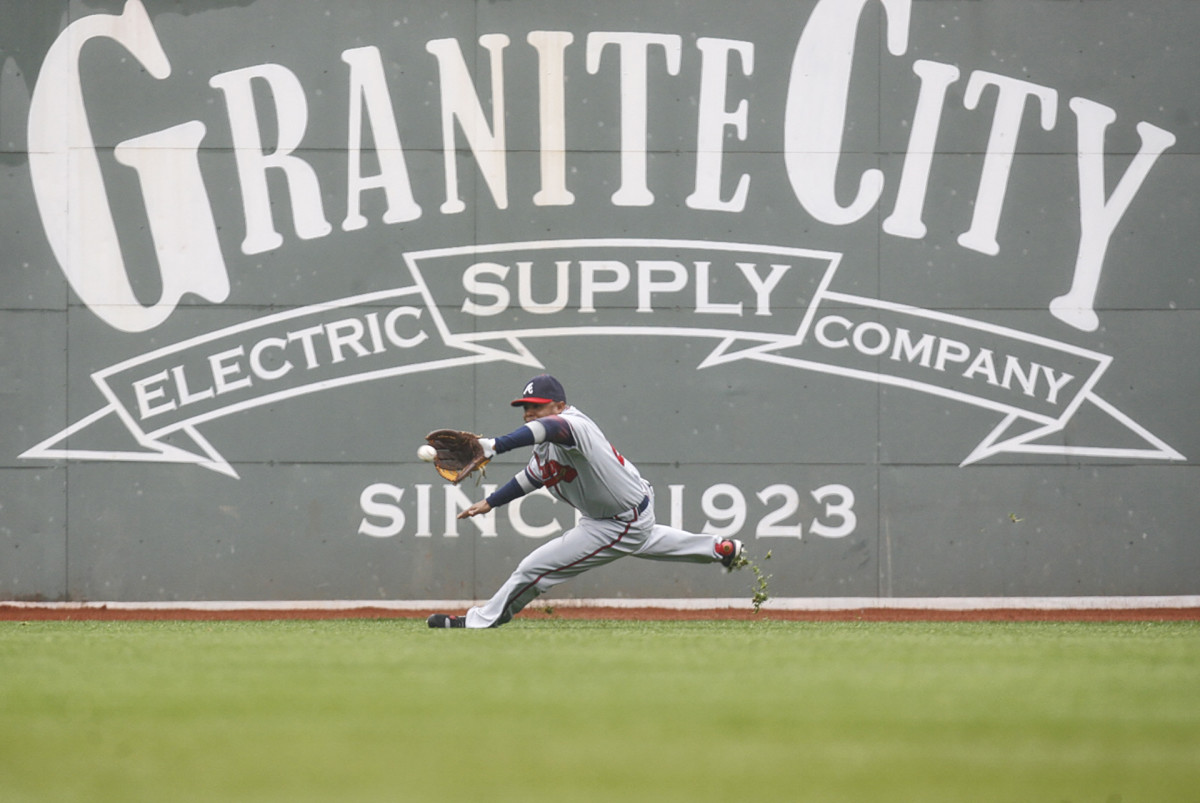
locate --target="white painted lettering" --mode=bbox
[890,328,936,368]
[785,0,911,225]
[1041,365,1075,406]
[1001,355,1038,397]
[249,337,293,381]
[957,71,1058,256]
[962,348,1000,386]
[340,46,422,231]
[517,261,571,314]
[933,338,971,372]
[425,35,510,214]
[209,63,332,254]
[637,261,689,313]
[851,321,891,356]
[170,365,215,406]
[687,37,753,212]
[461,262,511,316]
[358,483,405,538]
[382,307,428,348]
[27,2,1179,340]
[815,315,853,349]
[695,261,744,316]
[509,488,562,538]
[446,484,497,536]
[209,346,254,395]
[586,32,683,206]
[527,31,576,206]
[1050,98,1177,332]
[737,263,790,316]
[364,313,387,354]
[133,370,176,419]
[579,260,631,312]
[414,483,432,537]
[28,0,229,333]
[325,318,371,364]
[883,59,961,239]
[288,325,326,369]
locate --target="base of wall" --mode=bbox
[3,596,1198,612]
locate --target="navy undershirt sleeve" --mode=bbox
[492,416,575,453]
[485,476,526,508]
[493,426,536,454]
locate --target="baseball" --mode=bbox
[417,444,437,462]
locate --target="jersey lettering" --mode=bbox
[536,456,578,487]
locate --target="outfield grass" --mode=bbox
[1,619,1197,803]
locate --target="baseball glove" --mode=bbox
[425,429,491,484]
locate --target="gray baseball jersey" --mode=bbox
[520,406,648,519]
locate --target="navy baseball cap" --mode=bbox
[511,374,567,406]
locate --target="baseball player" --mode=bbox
[427,374,744,628]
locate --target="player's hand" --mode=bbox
[458,500,492,519]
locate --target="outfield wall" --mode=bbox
[2,0,1197,603]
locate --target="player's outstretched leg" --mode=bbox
[463,519,639,628]
[634,521,745,570]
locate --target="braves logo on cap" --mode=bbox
[511,374,567,406]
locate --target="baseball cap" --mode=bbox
[511,374,567,406]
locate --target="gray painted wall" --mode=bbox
[2,0,1197,602]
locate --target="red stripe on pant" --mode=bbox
[502,521,633,616]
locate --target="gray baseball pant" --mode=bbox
[463,494,722,628]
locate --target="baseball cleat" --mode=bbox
[715,538,746,570]
[427,613,466,628]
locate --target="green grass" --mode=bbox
[1,619,1198,803]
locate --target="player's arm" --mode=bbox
[485,417,574,505]
[458,468,541,519]
[487,416,574,454]
[459,417,574,519]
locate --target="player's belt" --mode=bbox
[612,494,651,521]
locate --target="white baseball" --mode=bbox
[417,444,437,462]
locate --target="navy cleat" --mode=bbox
[427,613,467,628]
[715,538,746,570]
